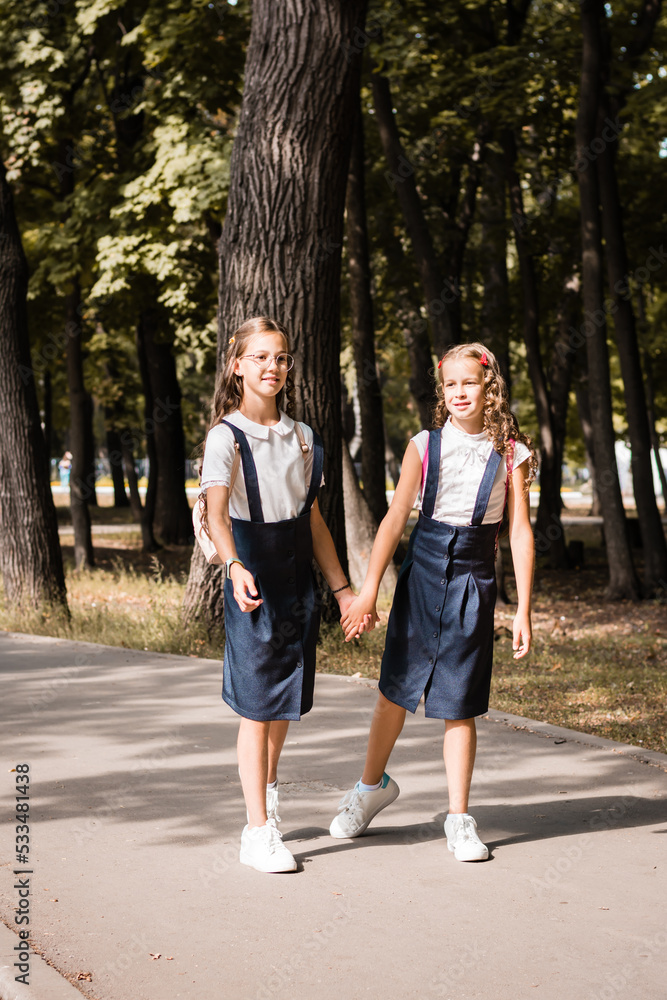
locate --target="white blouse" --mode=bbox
[411,419,530,526]
[200,410,320,523]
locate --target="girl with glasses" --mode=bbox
[198,316,367,873]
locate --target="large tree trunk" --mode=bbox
[0,160,68,610]
[136,308,192,545]
[596,102,667,592]
[371,70,451,356]
[346,95,387,526]
[183,0,368,625]
[65,283,95,569]
[576,0,639,599]
[504,129,569,568]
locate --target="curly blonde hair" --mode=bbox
[196,317,296,536]
[433,342,537,483]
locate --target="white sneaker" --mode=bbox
[239,820,297,873]
[266,782,280,823]
[329,774,400,838]
[444,813,489,861]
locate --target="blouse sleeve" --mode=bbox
[512,440,531,471]
[200,423,237,491]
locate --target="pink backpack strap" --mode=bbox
[421,445,429,493]
[503,438,516,507]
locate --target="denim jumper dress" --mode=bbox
[220,420,324,722]
[379,428,502,720]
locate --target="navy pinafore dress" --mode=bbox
[379,429,503,720]
[221,420,324,723]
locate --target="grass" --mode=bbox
[2,511,666,755]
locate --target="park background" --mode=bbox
[1,0,666,752]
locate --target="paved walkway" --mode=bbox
[1,632,665,1000]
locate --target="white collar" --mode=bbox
[443,417,489,445]
[223,409,295,440]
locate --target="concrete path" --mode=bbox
[0,632,665,1000]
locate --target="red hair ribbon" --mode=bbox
[437,358,443,368]
[480,352,488,366]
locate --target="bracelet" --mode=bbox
[225,557,245,576]
[331,583,350,594]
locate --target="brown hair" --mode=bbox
[210,316,295,425]
[196,317,296,537]
[433,342,537,483]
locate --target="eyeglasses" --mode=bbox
[239,352,294,372]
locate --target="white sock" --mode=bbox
[267,780,277,790]
[358,778,382,792]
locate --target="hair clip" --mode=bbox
[228,336,235,346]
[480,352,488,366]
[437,358,444,369]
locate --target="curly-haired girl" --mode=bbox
[330,342,536,861]
[198,317,364,873]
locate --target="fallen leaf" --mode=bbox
[549,663,562,672]
[76,972,92,982]
[167,956,174,961]
[149,953,161,960]
[599,907,609,910]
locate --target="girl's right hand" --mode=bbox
[230,564,263,612]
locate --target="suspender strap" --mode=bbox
[421,429,441,520]
[470,449,502,526]
[301,429,324,515]
[220,420,264,523]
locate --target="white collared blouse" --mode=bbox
[200,410,320,523]
[411,418,530,526]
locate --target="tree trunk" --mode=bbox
[504,129,569,567]
[342,441,396,596]
[596,102,667,591]
[643,349,667,513]
[136,308,192,545]
[396,293,436,428]
[106,424,130,507]
[346,95,387,525]
[184,0,368,625]
[65,283,95,569]
[0,160,68,610]
[576,0,639,599]
[121,438,158,551]
[574,373,601,516]
[478,142,512,387]
[42,368,53,475]
[371,70,451,356]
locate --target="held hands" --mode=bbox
[230,563,263,613]
[340,590,380,643]
[512,610,532,659]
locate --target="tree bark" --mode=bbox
[136,308,192,545]
[42,368,53,474]
[346,95,387,525]
[504,129,569,568]
[184,0,368,625]
[65,283,95,569]
[371,70,451,356]
[576,0,639,599]
[0,160,68,610]
[596,101,667,591]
